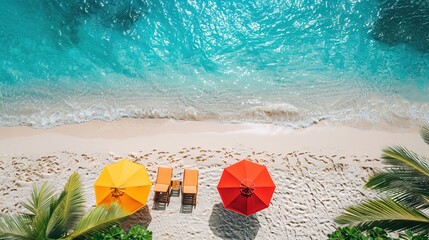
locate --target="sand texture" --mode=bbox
[0,148,379,239]
[1,120,428,239]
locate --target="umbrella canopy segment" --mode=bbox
[94,159,152,213]
[217,159,276,216]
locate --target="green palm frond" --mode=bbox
[382,147,429,178]
[393,192,429,210]
[336,126,429,234]
[1,173,131,240]
[366,171,403,190]
[421,125,429,145]
[0,214,33,240]
[366,170,429,206]
[25,189,67,239]
[336,198,429,234]
[366,147,429,203]
[45,191,67,239]
[21,182,56,217]
[46,173,85,238]
[67,202,130,239]
[59,173,85,229]
[31,210,50,239]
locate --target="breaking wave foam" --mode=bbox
[1,95,428,129]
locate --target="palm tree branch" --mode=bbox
[19,181,60,239]
[0,214,34,240]
[336,198,429,234]
[382,147,429,178]
[46,172,85,238]
[45,190,67,239]
[60,172,85,228]
[21,182,56,217]
[421,125,429,145]
[67,202,130,239]
[366,170,429,202]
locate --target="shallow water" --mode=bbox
[0,0,428,128]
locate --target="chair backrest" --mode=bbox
[183,169,198,187]
[156,167,172,185]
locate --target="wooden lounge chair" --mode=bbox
[153,167,173,205]
[181,169,198,208]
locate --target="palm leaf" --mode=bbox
[45,191,67,239]
[66,202,130,239]
[18,181,59,239]
[24,186,68,239]
[366,146,429,204]
[59,173,85,229]
[336,198,429,234]
[21,182,56,217]
[382,147,429,178]
[46,173,85,238]
[421,125,429,145]
[366,171,404,190]
[366,170,429,207]
[0,214,34,240]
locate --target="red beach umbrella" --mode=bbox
[217,159,276,216]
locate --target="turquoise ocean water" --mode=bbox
[0,0,428,128]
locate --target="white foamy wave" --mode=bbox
[228,103,328,128]
[0,106,327,129]
[0,106,205,128]
[0,94,428,129]
[250,103,300,117]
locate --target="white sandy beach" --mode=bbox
[1,119,429,239]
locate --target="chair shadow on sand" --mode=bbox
[180,204,194,214]
[152,202,167,211]
[209,203,260,240]
[120,205,152,231]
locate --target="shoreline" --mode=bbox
[0,119,427,157]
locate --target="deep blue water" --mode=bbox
[0,0,429,128]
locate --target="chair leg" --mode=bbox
[167,187,171,206]
[193,195,196,208]
[153,192,159,203]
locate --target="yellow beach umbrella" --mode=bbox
[94,159,152,213]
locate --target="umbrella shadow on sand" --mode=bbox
[120,205,152,231]
[209,203,260,240]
